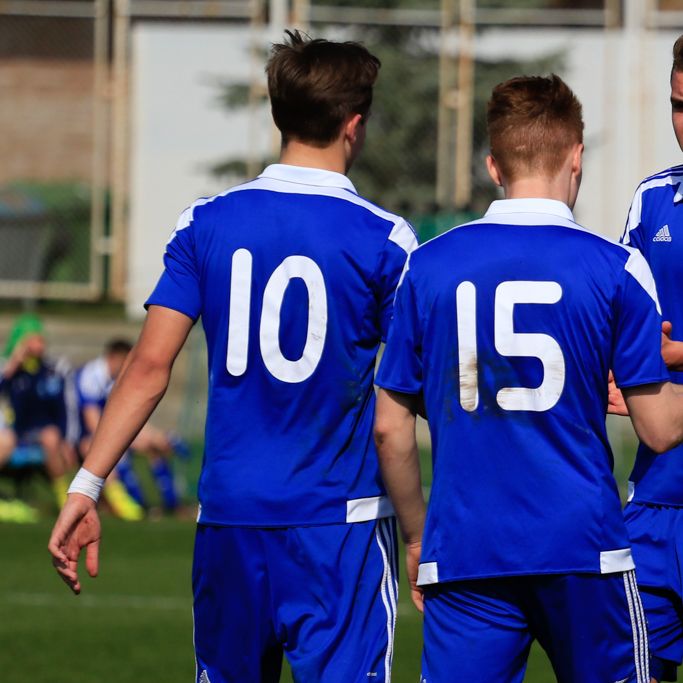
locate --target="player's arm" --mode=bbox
[48,305,193,594]
[374,387,426,612]
[623,381,683,453]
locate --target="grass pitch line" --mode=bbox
[2,591,190,611]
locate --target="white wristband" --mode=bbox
[67,467,105,503]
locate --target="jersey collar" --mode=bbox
[485,198,575,222]
[259,164,357,194]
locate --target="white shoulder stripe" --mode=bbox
[623,248,661,314]
[623,172,683,245]
[167,177,415,253]
[388,219,418,255]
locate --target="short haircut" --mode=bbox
[487,74,584,182]
[105,339,132,356]
[673,35,683,75]
[266,30,381,147]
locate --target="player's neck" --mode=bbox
[278,139,348,176]
[502,176,575,209]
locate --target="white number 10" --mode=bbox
[226,249,328,383]
[456,280,565,412]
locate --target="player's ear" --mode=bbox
[571,143,584,178]
[344,113,364,145]
[486,154,503,187]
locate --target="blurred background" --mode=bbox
[1,0,681,439]
[1,1,683,681]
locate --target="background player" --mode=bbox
[1,314,75,510]
[75,339,187,518]
[619,34,683,683]
[374,74,683,683]
[48,30,416,683]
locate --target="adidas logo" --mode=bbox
[653,225,673,242]
[199,671,211,683]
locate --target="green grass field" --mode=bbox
[0,517,559,683]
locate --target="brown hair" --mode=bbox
[266,30,380,147]
[487,74,584,181]
[673,35,683,75]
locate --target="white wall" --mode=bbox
[127,23,272,317]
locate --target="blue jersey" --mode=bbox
[146,164,416,526]
[376,198,668,583]
[0,358,69,437]
[74,357,113,438]
[622,165,683,505]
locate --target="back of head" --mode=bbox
[105,338,133,357]
[5,313,44,358]
[266,30,380,147]
[673,34,683,75]
[487,74,584,182]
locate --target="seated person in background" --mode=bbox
[0,314,74,510]
[75,339,188,516]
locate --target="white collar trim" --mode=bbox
[485,198,575,222]
[259,164,357,194]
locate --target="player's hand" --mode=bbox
[405,540,424,613]
[607,370,629,416]
[48,493,101,595]
[661,321,683,371]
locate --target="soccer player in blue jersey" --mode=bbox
[618,35,683,683]
[375,74,683,683]
[48,31,416,682]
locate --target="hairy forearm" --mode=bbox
[82,354,171,478]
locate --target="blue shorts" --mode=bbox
[421,571,649,683]
[192,518,398,683]
[625,501,683,681]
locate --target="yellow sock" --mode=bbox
[103,480,145,521]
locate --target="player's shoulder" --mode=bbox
[76,356,107,390]
[410,212,632,269]
[632,163,683,202]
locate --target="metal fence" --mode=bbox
[1,0,682,302]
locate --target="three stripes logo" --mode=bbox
[199,671,211,683]
[653,225,673,242]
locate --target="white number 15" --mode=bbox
[456,280,565,412]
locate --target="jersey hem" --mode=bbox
[144,299,199,323]
[417,565,624,585]
[374,380,421,395]
[196,515,395,529]
[616,375,671,389]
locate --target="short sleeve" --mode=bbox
[620,186,647,253]
[145,208,202,322]
[375,219,418,342]
[612,250,669,388]
[375,262,423,395]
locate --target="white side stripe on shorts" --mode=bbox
[375,518,398,682]
[623,569,650,683]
